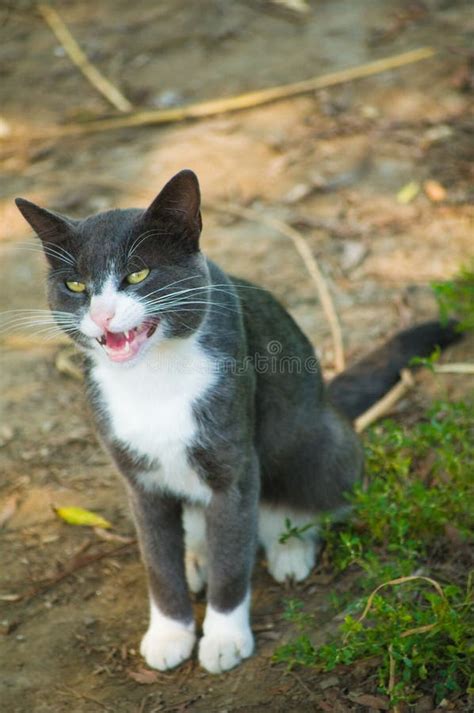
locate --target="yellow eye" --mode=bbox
[65,280,86,293]
[126,268,150,285]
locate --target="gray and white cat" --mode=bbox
[15,170,458,674]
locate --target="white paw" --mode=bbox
[185,549,207,594]
[140,625,195,671]
[199,627,254,674]
[199,594,254,673]
[140,601,195,671]
[266,539,316,583]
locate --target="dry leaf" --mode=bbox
[54,506,112,530]
[127,668,159,685]
[424,179,446,202]
[397,181,420,204]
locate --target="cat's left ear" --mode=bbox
[144,169,202,247]
[15,198,75,244]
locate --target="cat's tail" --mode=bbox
[327,320,461,421]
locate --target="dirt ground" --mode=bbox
[0,1,473,711]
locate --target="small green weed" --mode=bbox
[433,263,474,332]
[274,400,474,705]
[279,517,317,544]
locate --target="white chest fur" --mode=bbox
[91,334,216,504]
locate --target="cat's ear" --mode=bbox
[15,198,75,243]
[144,170,202,246]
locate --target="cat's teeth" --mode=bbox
[124,341,131,353]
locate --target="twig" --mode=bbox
[8,540,137,603]
[286,670,316,700]
[355,576,447,710]
[7,46,435,139]
[37,3,133,113]
[388,644,398,711]
[357,576,447,626]
[57,685,113,712]
[433,362,474,375]
[355,369,414,433]
[211,202,345,373]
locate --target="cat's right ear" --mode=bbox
[144,170,202,248]
[15,198,75,243]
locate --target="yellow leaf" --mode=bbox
[54,506,112,529]
[397,181,420,204]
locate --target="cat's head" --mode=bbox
[16,170,210,365]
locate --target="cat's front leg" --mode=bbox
[129,488,196,671]
[198,466,259,674]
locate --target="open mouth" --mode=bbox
[97,320,158,362]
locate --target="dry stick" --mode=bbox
[57,685,113,713]
[354,363,474,432]
[211,202,346,374]
[11,46,435,139]
[388,644,398,712]
[37,3,133,113]
[355,369,414,433]
[357,576,447,625]
[434,363,474,375]
[11,539,137,603]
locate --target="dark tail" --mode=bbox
[327,320,461,420]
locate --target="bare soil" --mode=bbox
[0,1,473,711]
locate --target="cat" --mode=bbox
[15,170,459,674]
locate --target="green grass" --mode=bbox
[433,262,474,332]
[274,400,474,706]
[275,269,474,705]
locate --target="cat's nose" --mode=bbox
[90,309,115,331]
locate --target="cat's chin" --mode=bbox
[96,320,158,364]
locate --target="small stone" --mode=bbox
[319,675,339,689]
[422,124,452,144]
[0,117,11,138]
[340,240,368,271]
[415,695,434,713]
[360,104,379,119]
[0,619,18,635]
[0,425,14,447]
[283,183,312,204]
[151,90,184,109]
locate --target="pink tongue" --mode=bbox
[105,331,127,349]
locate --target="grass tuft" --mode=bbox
[274,400,474,705]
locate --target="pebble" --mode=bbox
[340,240,368,271]
[0,425,14,441]
[151,90,184,108]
